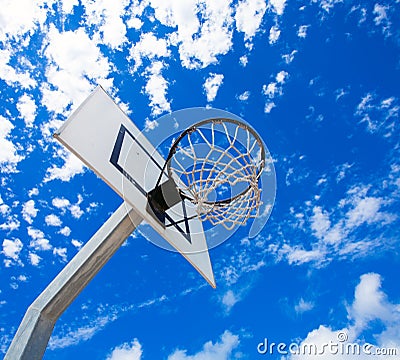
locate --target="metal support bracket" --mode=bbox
[5,202,142,360]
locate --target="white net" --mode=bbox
[168,119,264,230]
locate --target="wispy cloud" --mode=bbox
[49,314,117,350]
[355,92,399,138]
[294,298,315,314]
[267,156,400,268]
[373,4,391,37]
[49,293,169,350]
[262,70,289,113]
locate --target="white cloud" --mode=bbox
[263,82,278,98]
[42,25,113,114]
[262,71,288,113]
[346,195,395,229]
[269,24,281,44]
[40,118,64,142]
[53,247,67,262]
[71,239,83,249]
[282,50,297,64]
[17,93,37,127]
[204,73,224,102]
[28,187,39,197]
[239,55,248,67]
[150,0,199,40]
[59,226,71,236]
[310,206,331,240]
[168,330,240,360]
[263,71,287,97]
[2,238,23,261]
[272,181,398,267]
[268,0,286,16]
[0,195,10,215]
[126,16,143,30]
[28,252,41,266]
[18,274,27,282]
[107,339,143,360]
[283,245,325,266]
[235,0,267,43]
[45,214,62,227]
[0,216,20,232]
[52,197,71,210]
[151,0,234,69]
[297,25,309,38]
[60,0,79,13]
[52,196,84,218]
[44,150,85,182]
[349,273,394,332]
[373,4,391,36]
[125,1,147,30]
[82,0,130,49]
[40,85,71,115]
[129,32,170,71]
[312,0,343,13]
[69,204,84,219]
[0,115,24,172]
[144,61,171,116]
[0,0,50,42]
[27,227,52,251]
[276,70,288,84]
[0,49,36,89]
[290,273,400,359]
[238,91,250,101]
[264,102,276,114]
[22,199,38,224]
[144,119,159,132]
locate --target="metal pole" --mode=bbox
[5,202,142,360]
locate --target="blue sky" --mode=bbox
[1,0,400,359]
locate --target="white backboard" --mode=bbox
[54,86,215,288]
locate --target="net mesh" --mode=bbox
[168,120,264,230]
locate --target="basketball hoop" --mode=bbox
[148,118,266,230]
